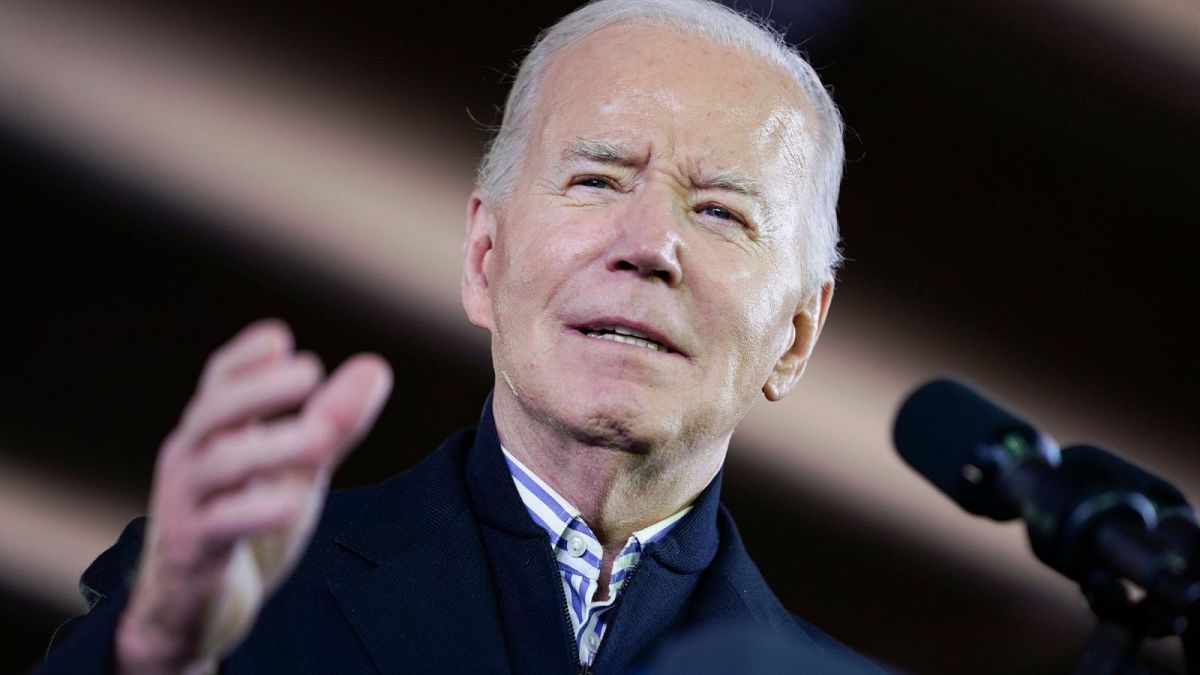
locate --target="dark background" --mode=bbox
[3,0,1197,672]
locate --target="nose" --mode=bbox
[605,192,684,286]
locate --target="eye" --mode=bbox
[699,203,741,223]
[572,176,615,190]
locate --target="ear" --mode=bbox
[461,190,498,330]
[762,279,834,401]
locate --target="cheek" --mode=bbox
[708,264,792,381]
[490,211,609,332]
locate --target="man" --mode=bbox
[39,0,873,672]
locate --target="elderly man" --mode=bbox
[40,0,873,673]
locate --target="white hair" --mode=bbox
[476,0,845,289]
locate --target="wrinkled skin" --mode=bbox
[462,24,833,545]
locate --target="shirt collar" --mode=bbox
[500,446,693,561]
[466,392,724,574]
[501,446,580,548]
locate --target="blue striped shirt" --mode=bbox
[501,447,692,667]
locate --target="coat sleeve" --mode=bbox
[35,517,147,675]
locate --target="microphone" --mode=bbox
[893,378,1199,627]
[892,378,1060,522]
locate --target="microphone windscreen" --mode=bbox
[893,378,1040,510]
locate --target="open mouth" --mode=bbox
[574,324,676,354]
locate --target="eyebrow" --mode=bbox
[561,138,643,166]
[692,169,762,200]
[561,137,763,201]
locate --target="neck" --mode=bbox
[491,387,726,549]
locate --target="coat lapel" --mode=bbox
[466,394,577,674]
[326,430,510,674]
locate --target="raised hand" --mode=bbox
[114,320,392,675]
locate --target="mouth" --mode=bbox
[570,320,684,356]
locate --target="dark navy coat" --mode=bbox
[39,401,876,674]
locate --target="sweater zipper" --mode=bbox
[584,561,640,675]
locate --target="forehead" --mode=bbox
[531,23,815,179]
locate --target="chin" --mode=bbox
[556,382,675,455]
[573,408,654,454]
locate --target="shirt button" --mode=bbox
[586,633,601,650]
[567,535,587,557]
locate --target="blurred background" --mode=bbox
[1,0,1197,672]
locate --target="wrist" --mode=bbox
[115,602,215,675]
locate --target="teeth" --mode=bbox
[595,333,663,351]
[583,326,666,352]
[612,325,650,340]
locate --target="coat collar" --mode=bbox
[465,392,723,575]
[464,393,549,541]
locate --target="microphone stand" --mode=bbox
[891,381,1199,672]
[1073,595,1199,674]
[990,445,1198,674]
[1071,557,1197,674]
[1031,449,1200,675]
[1072,571,1191,675]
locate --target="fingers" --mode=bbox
[192,415,336,501]
[179,352,391,536]
[200,319,293,392]
[179,352,392,503]
[164,324,394,560]
[180,352,324,444]
[199,477,312,546]
[173,321,392,509]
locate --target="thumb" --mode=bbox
[303,353,393,464]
